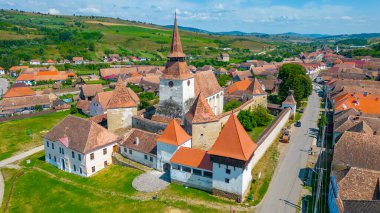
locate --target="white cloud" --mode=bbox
[6,1,15,6]
[78,7,100,14]
[47,8,60,15]
[341,15,353,20]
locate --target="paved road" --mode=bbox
[0,145,44,168]
[257,90,320,213]
[0,78,9,97]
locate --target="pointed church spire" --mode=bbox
[168,12,186,58]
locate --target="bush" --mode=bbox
[70,104,78,114]
[139,92,155,101]
[224,100,241,112]
[252,106,272,126]
[238,110,255,131]
[127,83,142,93]
[138,99,152,110]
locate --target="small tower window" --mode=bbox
[187,80,190,86]
[168,81,174,87]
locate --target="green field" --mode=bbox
[0,111,83,161]
[1,152,245,212]
[0,10,274,67]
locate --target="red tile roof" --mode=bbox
[107,77,137,109]
[167,13,186,58]
[156,119,191,146]
[185,93,218,124]
[226,79,251,94]
[334,93,380,115]
[170,147,212,171]
[3,86,35,98]
[208,113,257,161]
[16,73,35,81]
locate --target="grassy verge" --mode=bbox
[247,139,280,205]
[2,152,221,212]
[160,183,234,205]
[0,111,83,161]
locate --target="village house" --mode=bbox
[1,94,51,115]
[80,84,103,101]
[119,128,158,169]
[218,53,229,62]
[29,59,41,65]
[44,116,119,177]
[73,57,84,64]
[89,91,113,116]
[9,65,29,77]
[225,78,267,103]
[16,69,75,86]
[0,66,5,75]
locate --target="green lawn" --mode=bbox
[248,126,268,141]
[1,152,222,212]
[0,111,80,161]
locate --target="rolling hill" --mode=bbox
[0,10,274,65]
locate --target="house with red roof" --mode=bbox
[0,66,5,75]
[156,119,192,171]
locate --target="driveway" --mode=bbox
[0,145,44,168]
[132,171,170,192]
[0,78,9,97]
[256,90,320,213]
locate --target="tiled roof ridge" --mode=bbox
[232,112,246,159]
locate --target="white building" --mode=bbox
[194,71,224,115]
[281,90,297,118]
[0,67,5,75]
[44,116,119,177]
[30,60,41,65]
[208,113,258,201]
[119,128,158,169]
[170,147,213,191]
[89,91,113,116]
[156,119,192,171]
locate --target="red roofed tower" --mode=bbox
[156,119,192,171]
[208,113,257,201]
[107,77,139,132]
[158,13,195,118]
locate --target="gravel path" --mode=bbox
[0,145,44,168]
[0,78,9,97]
[132,171,170,192]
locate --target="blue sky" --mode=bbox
[1,0,379,34]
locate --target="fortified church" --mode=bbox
[43,14,284,202]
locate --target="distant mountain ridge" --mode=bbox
[165,25,380,40]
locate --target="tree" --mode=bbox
[217,74,232,87]
[252,106,272,126]
[238,110,255,131]
[278,63,312,104]
[156,99,182,118]
[138,99,151,110]
[223,100,242,112]
[70,104,78,114]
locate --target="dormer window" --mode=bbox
[134,137,139,145]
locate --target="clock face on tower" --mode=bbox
[168,81,174,87]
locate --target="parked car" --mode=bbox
[295,121,302,127]
[300,108,305,113]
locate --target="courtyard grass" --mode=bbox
[0,111,68,160]
[160,183,234,205]
[248,126,268,141]
[2,152,221,213]
[247,139,280,206]
[0,111,81,161]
